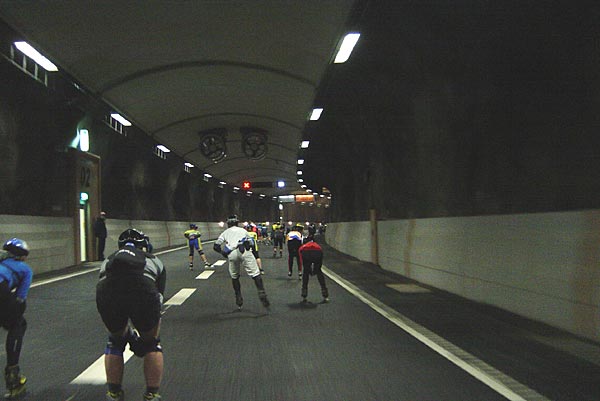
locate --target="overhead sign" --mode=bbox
[295,194,314,202]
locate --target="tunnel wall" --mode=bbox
[326,210,600,342]
[0,214,221,275]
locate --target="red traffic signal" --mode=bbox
[242,181,251,190]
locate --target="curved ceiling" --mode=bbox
[0,0,356,196]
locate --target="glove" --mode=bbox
[222,244,233,257]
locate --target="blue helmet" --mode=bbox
[190,223,196,229]
[3,238,30,257]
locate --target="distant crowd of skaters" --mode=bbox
[0,216,328,400]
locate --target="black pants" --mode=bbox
[0,282,27,366]
[97,236,106,260]
[300,250,328,298]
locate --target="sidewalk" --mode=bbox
[318,236,600,401]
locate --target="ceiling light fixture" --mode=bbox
[110,113,132,126]
[334,32,361,63]
[14,41,58,71]
[309,108,323,121]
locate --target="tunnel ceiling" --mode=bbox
[0,0,356,197]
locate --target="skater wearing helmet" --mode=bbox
[96,229,166,401]
[0,238,32,399]
[214,215,270,310]
[184,224,211,270]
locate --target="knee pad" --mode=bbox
[197,249,205,256]
[105,333,128,356]
[129,334,162,357]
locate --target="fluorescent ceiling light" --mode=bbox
[233,186,240,190]
[309,108,323,121]
[298,178,304,183]
[301,141,310,149]
[204,173,212,178]
[297,170,303,175]
[156,145,170,153]
[14,41,58,71]
[219,181,226,185]
[297,159,304,165]
[301,184,307,188]
[110,113,132,126]
[334,33,361,63]
[277,180,285,188]
[184,162,194,168]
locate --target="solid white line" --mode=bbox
[322,266,550,401]
[30,242,215,288]
[196,271,215,280]
[164,288,196,305]
[31,268,99,288]
[71,349,134,384]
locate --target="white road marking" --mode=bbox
[164,288,196,305]
[322,266,550,401]
[212,259,227,266]
[71,287,196,385]
[30,243,214,288]
[71,349,134,384]
[195,270,215,279]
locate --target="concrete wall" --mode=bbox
[0,215,222,275]
[326,210,600,342]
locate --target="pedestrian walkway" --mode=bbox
[318,236,600,401]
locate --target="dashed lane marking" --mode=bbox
[71,288,196,385]
[164,288,196,305]
[71,349,134,384]
[322,266,550,401]
[196,270,215,279]
[212,259,227,267]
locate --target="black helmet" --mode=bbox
[118,228,148,249]
[3,238,29,257]
[227,215,239,227]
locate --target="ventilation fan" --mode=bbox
[199,130,227,162]
[241,129,268,161]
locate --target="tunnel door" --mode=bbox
[70,148,101,264]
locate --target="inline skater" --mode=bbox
[96,229,166,401]
[286,224,304,279]
[0,238,32,399]
[245,224,264,274]
[299,238,329,303]
[214,215,270,310]
[184,224,211,270]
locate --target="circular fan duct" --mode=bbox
[241,128,268,161]
[199,129,227,162]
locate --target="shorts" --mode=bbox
[96,275,161,333]
[188,239,203,256]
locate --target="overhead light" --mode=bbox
[301,141,310,149]
[110,113,132,126]
[297,159,304,165]
[297,170,303,175]
[184,162,194,168]
[233,186,240,190]
[79,129,89,152]
[204,173,212,178]
[156,145,170,153]
[309,108,323,121]
[219,181,227,185]
[277,180,285,188]
[334,33,360,63]
[14,41,58,71]
[301,184,307,188]
[298,178,304,183]
[307,189,312,193]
